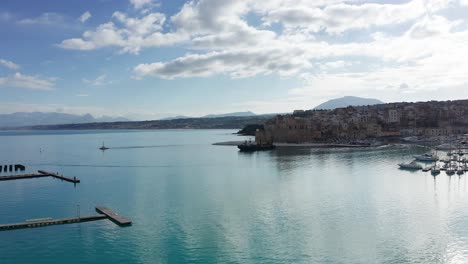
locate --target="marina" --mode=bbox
[399,149,468,176]
[0,206,131,231]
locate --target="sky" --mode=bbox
[1,0,468,120]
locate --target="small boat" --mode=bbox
[446,167,456,175]
[398,161,422,170]
[457,167,465,175]
[99,142,109,151]
[431,165,441,175]
[237,140,276,152]
[413,152,438,162]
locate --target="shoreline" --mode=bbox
[213,141,380,148]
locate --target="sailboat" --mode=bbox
[99,142,109,151]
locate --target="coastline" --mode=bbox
[213,141,380,148]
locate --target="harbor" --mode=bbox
[0,206,131,231]
[399,149,468,176]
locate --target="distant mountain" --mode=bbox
[314,96,384,110]
[0,112,129,128]
[202,111,256,118]
[160,115,192,120]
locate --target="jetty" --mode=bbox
[0,206,131,231]
[96,206,132,226]
[0,170,80,184]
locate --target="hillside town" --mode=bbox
[256,99,468,144]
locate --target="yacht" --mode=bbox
[413,152,438,162]
[398,161,422,170]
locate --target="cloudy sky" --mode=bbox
[1,0,468,120]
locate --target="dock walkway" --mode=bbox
[0,170,80,183]
[96,206,132,226]
[0,207,131,231]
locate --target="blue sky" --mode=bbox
[1,0,468,120]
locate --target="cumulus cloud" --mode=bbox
[134,47,312,79]
[79,11,92,23]
[130,0,155,9]
[0,59,20,70]
[262,0,428,34]
[58,0,468,107]
[0,72,55,90]
[58,11,179,54]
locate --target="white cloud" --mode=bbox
[59,0,468,108]
[134,47,311,79]
[18,12,65,25]
[0,59,20,70]
[79,11,92,23]
[0,72,55,90]
[58,11,178,54]
[82,74,110,86]
[262,0,429,34]
[130,0,154,9]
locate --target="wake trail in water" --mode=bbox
[105,144,187,149]
[26,163,178,168]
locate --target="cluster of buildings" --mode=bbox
[256,100,468,144]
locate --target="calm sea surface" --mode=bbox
[1,129,468,264]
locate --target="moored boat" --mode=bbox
[446,166,456,175]
[431,165,441,175]
[398,161,422,170]
[237,140,276,152]
[413,152,438,162]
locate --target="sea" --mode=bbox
[0,129,467,264]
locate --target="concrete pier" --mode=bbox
[0,207,131,231]
[96,206,132,226]
[0,170,80,184]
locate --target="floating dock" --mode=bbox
[0,207,131,231]
[0,170,80,183]
[38,170,80,183]
[96,206,132,226]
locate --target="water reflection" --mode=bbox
[2,131,468,263]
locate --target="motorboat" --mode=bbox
[99,142,109,151]
[398,161,422,170]
[413,152,438,162]
[457,167,465,175]
[237,140,276,152]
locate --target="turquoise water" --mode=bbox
[1,129,468,263]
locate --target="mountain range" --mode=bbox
[0,97,384,128]
[161,111,256,120]
[0,112,129,128]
